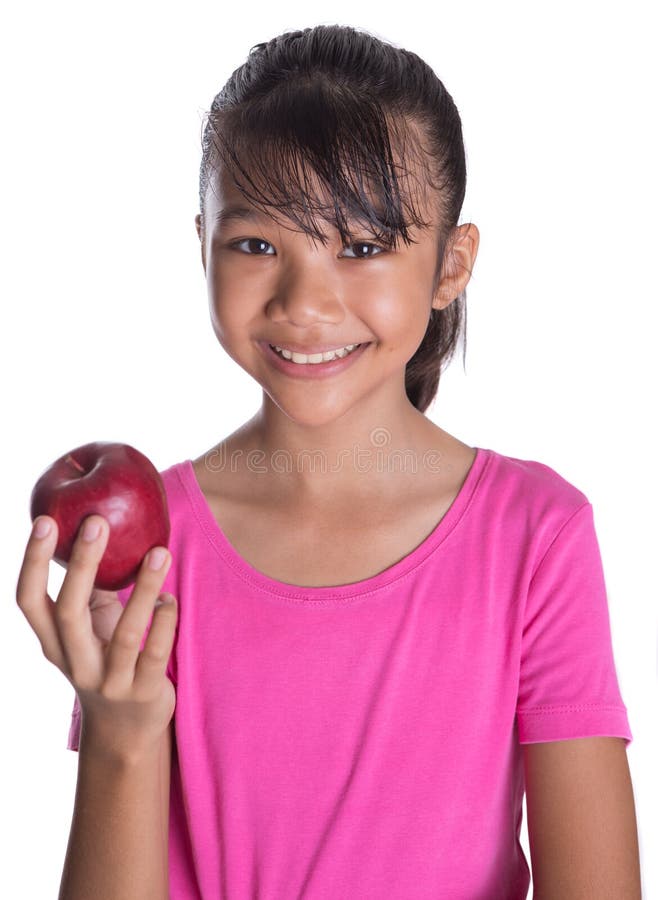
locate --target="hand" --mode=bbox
[16,513,177,764]
[88,588,128,647]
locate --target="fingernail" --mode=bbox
[148,547,168,570]
[32,517,51,539]
[82,519,101,542]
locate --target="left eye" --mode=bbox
[341,242,384,259]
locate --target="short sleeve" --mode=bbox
[67,582,177,751]
[516,502,633,746]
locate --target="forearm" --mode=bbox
[59,738,168,900]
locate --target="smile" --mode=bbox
[270,343,362,364]
[259,340,372,379]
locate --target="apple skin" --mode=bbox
[30,442,170,591]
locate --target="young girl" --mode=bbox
[17,23,641,899]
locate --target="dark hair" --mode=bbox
[198,24,471,413]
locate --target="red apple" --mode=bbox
[30,441,170,591]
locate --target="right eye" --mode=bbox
[230,238,275,255]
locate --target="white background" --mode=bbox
[2,1,656,896]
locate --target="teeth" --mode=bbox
[271,343,361,364]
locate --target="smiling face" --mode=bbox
[195,147,477,433]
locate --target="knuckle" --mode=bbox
[68,664,88,687]
[144,641,168,660]
[21,548,46,572]
[54,605,78,627]
[68,545,101,569]
[113,626,142,650]
[131,685,155,704]
[39,642,54,663]
[65,562,98,586]
[98,682,121,703]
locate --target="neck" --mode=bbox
[226,396,444,504]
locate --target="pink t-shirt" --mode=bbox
[67,446,632,899]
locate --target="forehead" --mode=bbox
[205,168,283,223]
[206,161,380,217]
[205,162,438,241]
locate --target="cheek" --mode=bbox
[364,283,431,349]
[206,261,254,339]
[207,295,244,352]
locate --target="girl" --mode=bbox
[17,23,641,900]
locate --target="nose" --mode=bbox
[266,254,345,327]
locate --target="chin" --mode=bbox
[267,393,358,430]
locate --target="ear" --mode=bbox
[432,222,480,311]
[195,214,207,274]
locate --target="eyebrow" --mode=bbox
[210,201,401,247]
[213,203,390,228]
[212,205,272,227]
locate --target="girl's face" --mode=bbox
[195,162,470,429]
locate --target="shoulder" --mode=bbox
[474,448,598,580]
[155,459,197,526]
[484,446,590,509]
[482,447,591,535]
[160,459,189,494]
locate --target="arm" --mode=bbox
[58,721,173,900]
[523,736,642,899]
[15,513,177,898]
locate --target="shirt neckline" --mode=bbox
[177,446,492,601]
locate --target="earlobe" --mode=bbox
[431,292,457,312]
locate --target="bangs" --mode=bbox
[201,79,436,249]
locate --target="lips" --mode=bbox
[258,339,372,379]
[269,343,361,362]
[267,342,365,355]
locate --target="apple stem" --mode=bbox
[65,454,86,475]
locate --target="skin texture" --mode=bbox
[194,159,480,509]
[16,516,176,898]
[192,155,641,893]
[523,737,642,898]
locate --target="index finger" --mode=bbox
[15,516,67,669]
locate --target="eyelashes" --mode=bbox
[228,237,386,260]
